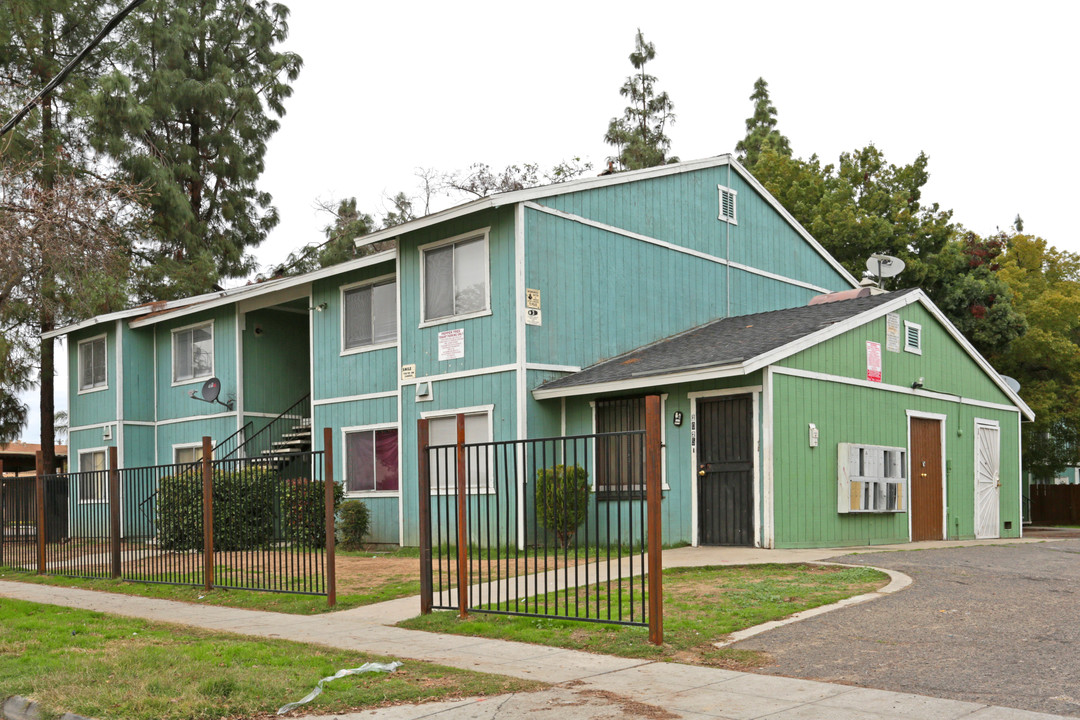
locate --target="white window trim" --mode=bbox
[170,319,215,387]
[76,334,109,395]
[588,394,669,493]
[420,404,495,495]
[341,422,401,497]
[172,442,207,465]
[340,273,399,356]
[718,185,738,225]
[77,446,109,504]
[904,320,923,355]
[418,227,493,328]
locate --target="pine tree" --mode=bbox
[735,77,791,172]
[604,29,676,171]
[87,0,303,300]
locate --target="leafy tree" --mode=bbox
[735,77,791,172]
[443,158,593,199]
[604,29,676,171]
[87,0,303,300]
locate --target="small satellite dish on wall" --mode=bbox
[1002,376,1022,394]
[866,254,905,280]
[188,377,233,410]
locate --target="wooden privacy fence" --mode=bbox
[418,394,664,645]
[1030,484,1080,525]
[0,431,338,605]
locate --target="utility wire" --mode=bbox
[0,0,150,139]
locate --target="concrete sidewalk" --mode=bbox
[0,538,1063,720]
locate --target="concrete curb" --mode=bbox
[713,562,912,648]
[1,696,96,720]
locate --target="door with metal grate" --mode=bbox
[697,394,754,546]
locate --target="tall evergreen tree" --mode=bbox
[87,0,302,300]
[604,29,676,171]
[735,77,791,172]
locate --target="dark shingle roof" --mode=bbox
[538,289,919,392]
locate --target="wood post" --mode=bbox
[323,428,336,608]
[35,451,44,574]
[201,436,213,592]
[456,413,468,619]
[417,418,432,615]
[645,394,664,646]
[108,446,121,579]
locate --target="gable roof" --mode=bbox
[533,289,1034,420]
[353,154,860,289]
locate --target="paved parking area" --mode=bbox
[734,540,1080,718]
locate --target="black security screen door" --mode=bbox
[697,394,754,546]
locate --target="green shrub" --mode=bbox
[535,464,590,550]
[283,478,344,547]
[336,500,371,550]
[156,468,277,551]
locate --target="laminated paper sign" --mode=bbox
[867,341,882,383]
[886,312,901,353]
[438,328,465,361]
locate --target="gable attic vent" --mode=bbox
[718,186,737,225]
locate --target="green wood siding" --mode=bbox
[156,416,238,464]
[311,261,399,401]
[770,372,1020,548]
[242,308,310,413]
[154,308,237,422]
[69,325,117,429]
[122,324,155,422]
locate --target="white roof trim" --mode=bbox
[533,290,1033,420]
[42,290,229,340]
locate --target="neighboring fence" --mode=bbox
[0,432,338,604]
[1030,484,1080,525]
[417,395,664,644]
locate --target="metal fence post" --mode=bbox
[323,428,337,608]
[645,394,664,646]
[417,419,432,614]
[456,413,468,619]
[35,451,45,574]
[108,447,121,579]
[201,436,214,592]
[0,459,4,569]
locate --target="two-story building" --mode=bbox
[49,155,1032,548]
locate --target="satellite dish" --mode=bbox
[201,377,221,403]
[866,254,905,279]
[1002,376,1022,394]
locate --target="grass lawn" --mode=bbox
[0,598,542,720]
[399,563,888,670]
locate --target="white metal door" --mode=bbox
[974,422,1000,539]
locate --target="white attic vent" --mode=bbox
[904,321,922,355]
[718,186,737,225]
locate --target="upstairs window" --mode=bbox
[422,231,489,323]
[718,185,738,225]
[78,335,107,392]
[172,322,214,384]
[904,321,922,355]
[342,278,397,352]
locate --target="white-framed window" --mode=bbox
[172,321,214,384]
[904,321,922,355]
[589,395,668,496]
[343,424,400,494]
[77,335,108,393]
[422,405,493,493]
[78,448,108,503]
[718,185,738,225]
[420,229,490,325]
[341,275,397,354]
[173,443,205,466]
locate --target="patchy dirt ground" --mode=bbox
[336,554,420,596]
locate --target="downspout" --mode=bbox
[726,164,732,317]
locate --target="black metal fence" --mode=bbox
[0,435,337,604]
[418,395,664,643]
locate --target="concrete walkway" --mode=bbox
[0,537,1065,720]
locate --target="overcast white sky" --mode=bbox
[24,0,1079,443]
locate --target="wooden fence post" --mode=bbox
[201,436,214,592]
[417,419,432,615]
[645,394,664,646]
[323,428,337,608]
[108,446,121,579]
[35,451,45,574]
[456,413,468,619]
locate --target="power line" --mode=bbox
[0,0,150,139]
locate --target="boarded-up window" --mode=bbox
[595,397,645,496]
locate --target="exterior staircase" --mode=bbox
[257,417,312,467]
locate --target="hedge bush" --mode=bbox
[156,468,276,551]
[283,478,344,547]
[535,464,590,550]
[336,500,371,550]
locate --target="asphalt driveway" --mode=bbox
[733,539,1080,717]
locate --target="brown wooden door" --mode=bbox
[910,417,944,541]
[697,395,754,546]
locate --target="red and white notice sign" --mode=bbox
[438,328,465,361]
[866,341,882,383]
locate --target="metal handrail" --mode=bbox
[218,393,311,460]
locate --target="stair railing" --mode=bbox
[219,393,311,461]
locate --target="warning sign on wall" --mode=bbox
[867,341,882,383]
[438,329,465,361]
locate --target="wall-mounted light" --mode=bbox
[911,377,924,390]
[310,302,328,312]
[673,411,683,427]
